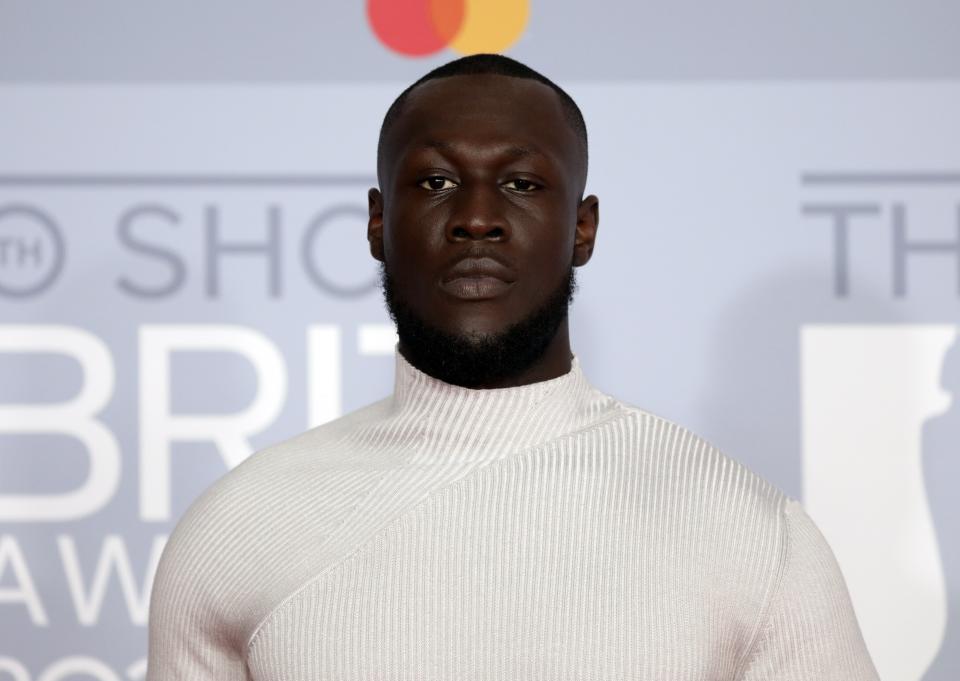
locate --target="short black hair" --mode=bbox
[376,53,588,191]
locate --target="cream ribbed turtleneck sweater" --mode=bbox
[147,348,879,680]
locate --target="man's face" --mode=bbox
[368,74,599,385]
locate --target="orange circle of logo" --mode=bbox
[366,0,530,57]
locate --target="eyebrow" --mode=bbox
[421,139,543,159]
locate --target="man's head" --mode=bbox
[375,55,589,200]
[368,53,599,388]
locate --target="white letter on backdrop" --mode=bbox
[139,325,286,521]
[306,325,341,428]
[0,534,49,625]
[58,534,167,626]
[0,325,119,521]
[38,656,121,681]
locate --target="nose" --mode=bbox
[445,182,509,242]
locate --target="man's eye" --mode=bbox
[418,176,457,191]
[504,178,540,192]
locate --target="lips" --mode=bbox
[439,256,517,300]
[442,256,517,283]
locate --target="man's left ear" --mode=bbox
[573,194,599,266]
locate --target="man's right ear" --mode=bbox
[367,187,385,263]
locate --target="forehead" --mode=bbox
[383,74,581,174]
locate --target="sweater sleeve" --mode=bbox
[146,515,252,681]
[738,498,881,681]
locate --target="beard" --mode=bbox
[379,261,577,388]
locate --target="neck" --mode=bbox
[388,332,600,465]
[398,320,573,390]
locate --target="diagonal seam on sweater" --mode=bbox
[244,402,634,653]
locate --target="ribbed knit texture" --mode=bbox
[147,348,880,680]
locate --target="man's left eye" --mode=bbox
[504,179,540,192]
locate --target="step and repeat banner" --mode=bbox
[0,16,958,680]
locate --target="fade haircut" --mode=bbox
[376,53,588,196]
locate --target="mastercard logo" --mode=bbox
[367,0,530,57]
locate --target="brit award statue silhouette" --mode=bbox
[922,336,960,681]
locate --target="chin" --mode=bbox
[437,310,525,342]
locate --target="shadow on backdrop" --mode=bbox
[695,264,900,498]
[922,335,960,681]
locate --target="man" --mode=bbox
[147,54,880,680]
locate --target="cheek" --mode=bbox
[385,198,448,250]
[382,215,447,304]
[384,213,427,269]
[523,252,571,301]
[517,220,576,286]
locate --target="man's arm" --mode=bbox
[738,498,881,681]
[146,517,251,680]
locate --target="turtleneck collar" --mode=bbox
[386,344,612,464]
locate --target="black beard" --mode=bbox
[379,262,577,388]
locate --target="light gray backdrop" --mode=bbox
[1,3,958,681]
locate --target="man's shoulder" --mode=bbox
[150,395,398,642]
[599,400,798,600]
[608,399,793,521]
[171,394,393,529]
[158,398,390,567]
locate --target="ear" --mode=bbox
[573,194,599,266]
[368,187,385,262]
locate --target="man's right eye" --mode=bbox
[418,176,458,191]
